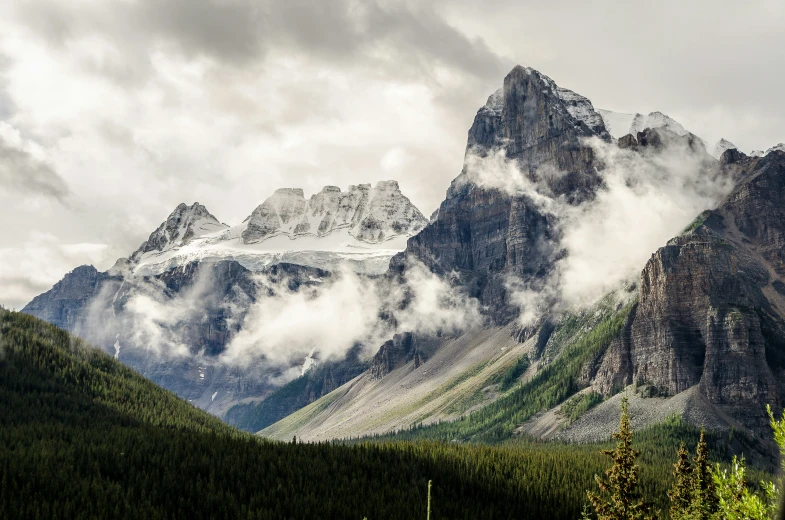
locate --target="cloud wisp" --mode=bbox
[462,131,734,324]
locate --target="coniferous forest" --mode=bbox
[1,308,782,519]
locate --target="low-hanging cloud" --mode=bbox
[78,256,481,385]
[220,267,383,367]
[558,136,733,306]
[220,259,482,376]
[462,132,734,325]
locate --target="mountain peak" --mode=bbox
[139,202,228,255]
[630,111,688,137]
[711,138,737,160]
[240,181,427,244]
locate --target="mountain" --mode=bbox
[22,63,785,448]
[391,65,610,326]
[5,307,717,519]
[598,109,693,141]
[711,138,738,159]
[261,66,785,444]
[751,143,785,157]
[23,181,427,425]
[132,180,427,276]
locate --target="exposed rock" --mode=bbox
[22,265,111,331]
[617,134,638,150]
[593,151,785,429]
[241,181,427,244]
[392,65,608,324]
[139,202,227,255]
[370,332,420,380]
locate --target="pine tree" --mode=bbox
[690,429,718,519]
[586,397,652,520]
[668,443,693,519]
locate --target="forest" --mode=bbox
[0,308,782,519]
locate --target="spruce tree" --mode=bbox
[586,397,652,520]
[690,429,718,519]
[668,443,693,519]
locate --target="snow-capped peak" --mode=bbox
[597,109,637,139]
[138,203,228,255]
[240,180,427,244]
[554,87,608,136]
[751,143,785,158]
[710,138,737,160]
[767,143,785,155]
[129,181,428,277]
[629,111,689,137]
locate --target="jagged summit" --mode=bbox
[711,138,737,160]
[137,202,228,256]
[128,181,427,276]
[598,109,694,142]
[749,143,784,157]
[240,180,427,244]
[629,111,688,137]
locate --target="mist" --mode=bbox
[462,131,734,324]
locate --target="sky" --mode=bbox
[0,0,784,310]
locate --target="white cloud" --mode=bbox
[463,133,734,325]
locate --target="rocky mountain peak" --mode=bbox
[240,181,427,244]
[711,138,738,160]
[630,111,688,137]
[140,202,228,255]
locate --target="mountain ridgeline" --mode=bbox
[22,64,785,447]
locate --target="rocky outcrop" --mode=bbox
[392,65,609,324]
[241,181,427,244]
[370,332,423,380]
[139,202,227,255]
[22,265,112,332]
[593,151,785,428]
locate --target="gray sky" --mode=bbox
[0,0,783,310]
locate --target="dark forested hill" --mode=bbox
[0,308,772,519]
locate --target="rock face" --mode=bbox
[23,265,111,331]
[370,332,423,380]
[392,65,609,324]
[594,151,785,428]
[139,203,228,254]
[241,181,427,244]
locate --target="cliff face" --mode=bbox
[392,65,609,324]
[594,151,785,427]
[23,265,111,332]
[370,332,423,380]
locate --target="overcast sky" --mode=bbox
[0,0,783,310]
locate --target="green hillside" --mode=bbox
[0,308,775,519]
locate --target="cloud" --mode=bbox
[0,122,69,201]
[221,259,481,373]
[557,135,732,306]
[13,0,507,84]
[463,131,734,325]
[220,267,383,367]
[81,255,480,386]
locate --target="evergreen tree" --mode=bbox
[586,397,652,520]
[690,429,718,519]
[668,443,693,519]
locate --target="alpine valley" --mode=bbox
[24,64,785,452]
